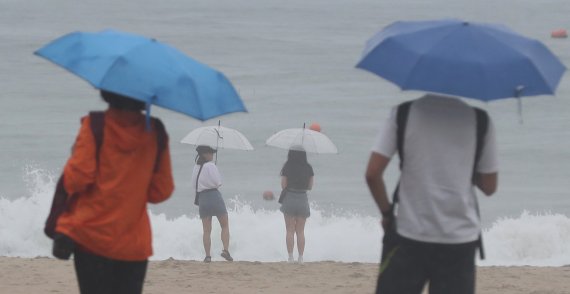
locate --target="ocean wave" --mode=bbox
[1,167,569,266]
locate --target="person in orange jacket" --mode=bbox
[56,90,174,294]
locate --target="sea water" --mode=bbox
[1,166,570,266]
[1,0,569,265]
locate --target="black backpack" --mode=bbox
[44,112,167,239]
[383,100,489,260]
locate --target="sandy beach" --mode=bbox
[0,257,569,294]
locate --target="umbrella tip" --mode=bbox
[515,85,525,97]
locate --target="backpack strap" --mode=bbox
[392,102,490,260]
[46,113,165,239]
[473,108,489,180]
[396,101,413,168]
[391,100,413,209]
[45,112,104,239]
[151,117,167,172]
[89,113,167,172]
[194,164,205,206]
[88,112,105,163]
[472,107,489,260]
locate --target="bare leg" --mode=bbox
[217,214,230,251]
[284,214,296,257]
[201,217,212,257]
[295,217,307,258]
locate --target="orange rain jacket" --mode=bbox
[56,108,174,261]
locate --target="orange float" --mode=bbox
[551,29,568,38]
[262,190,274,201]
[309,122,321,132]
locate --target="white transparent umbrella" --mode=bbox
[180,123,254,151]
[265,127,338,154]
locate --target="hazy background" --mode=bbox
[1,0,569,264]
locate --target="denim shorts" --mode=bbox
[198,189,227,218]
[280,190,310,218]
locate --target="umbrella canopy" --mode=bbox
[35,29,247,121]
[265,128,338,154]
[356,19,566,101]
[181,125,254,151]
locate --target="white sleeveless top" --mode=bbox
[191,161,222,192]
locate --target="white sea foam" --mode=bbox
[481,211,570,266]
[1,167,569,266]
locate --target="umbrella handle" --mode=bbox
[517,98,524,124]
[145,102,152,131]
[301,123,306,145]
[515,86,524,124]
[215,120,221,164]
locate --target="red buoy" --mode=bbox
[262,190,274,201]
[551,29,568,38]
[309,122,321,132]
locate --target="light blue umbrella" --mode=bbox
[35,29,247,121]
[356,19,566,101]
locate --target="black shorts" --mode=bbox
[280,190,310,218]
[74,249,148,294]
[198,189,227,218]
[376,235,477,294]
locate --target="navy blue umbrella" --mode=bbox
[35,29,247,121]
[356,19,566,101]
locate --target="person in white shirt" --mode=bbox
[365,94,499,294]
[192,145,233,263]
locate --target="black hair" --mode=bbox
[280,149,313,189]
[195,145,216,165]
[101,90,145,111]
[283,149,308,169]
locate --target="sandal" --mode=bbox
[203,256,212,263]
[221,250,233,262]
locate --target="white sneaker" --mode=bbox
[288,254,294,263]
[297,255,303,264]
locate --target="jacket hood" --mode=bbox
[105,108,149,153]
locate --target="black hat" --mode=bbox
[196,145,217,154]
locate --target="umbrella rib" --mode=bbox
[361,21,447,57]
[36,33,100,90]
[159,43,207,120]
[476,29,562,94]
[400,24,464,91]
[197,128,215,147]
[98,41,207,120]
[98,40,154,94]
[149,44,207,120]
[158,43,246,120]
[186,126,252,150]
[36,30,247,121]
[236,133,250,150]
[307,135,318,153]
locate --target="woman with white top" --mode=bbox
[192,145,233,263]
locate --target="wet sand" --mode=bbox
[1,257,569,293]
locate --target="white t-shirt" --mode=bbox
[191,161,222,192]
[372,95,499,244]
